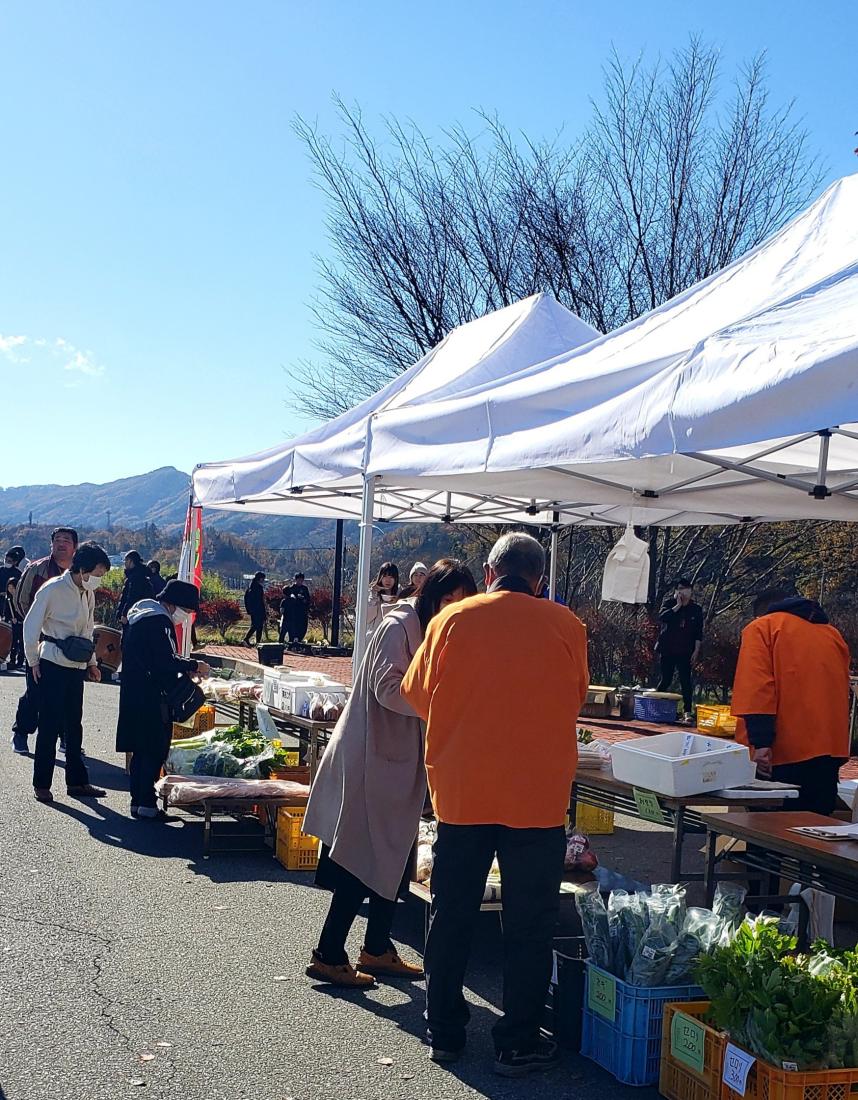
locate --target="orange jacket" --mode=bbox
[401,590,589,828]
[732,611,850,766]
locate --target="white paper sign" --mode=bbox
[723,1043,755,1096]
[681,733,696,756]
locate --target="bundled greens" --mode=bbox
[696,917,858,1070]
[578,881,747,987]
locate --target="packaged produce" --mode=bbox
[564,831,598,873]
[575,884,613,972]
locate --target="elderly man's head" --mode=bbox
[485,532,545,594]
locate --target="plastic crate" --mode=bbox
[546,937,587,1049]
[721,1058,858,1100]
[580,962,703,1086]
[575,802,615,835]
[660,1002,726,1100]
[275,806,319,871]
[634,695,680,724]
[696,705,738,738]
[172,704,215,740]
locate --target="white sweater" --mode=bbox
[23,571,96,669]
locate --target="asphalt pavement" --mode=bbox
[0,672,663,1100]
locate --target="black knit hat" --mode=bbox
[160,580,200,612]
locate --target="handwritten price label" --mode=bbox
[670,1011,705,1075]
[633,788,666,824]
[723,1042,755,1096]
[587,967,616,1021]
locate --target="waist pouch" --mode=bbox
[43,634,95,663]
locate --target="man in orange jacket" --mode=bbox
[401,532,589,1076]
[732,588,850,816]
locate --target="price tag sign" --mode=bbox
[670,1011,706,1075]
[587,968,617,1021]
[633,787,666,824]
[722,1042,755,1096]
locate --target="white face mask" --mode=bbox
[82,573,102,592]
[171,608,191,626]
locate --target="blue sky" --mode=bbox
[2,0,856,488]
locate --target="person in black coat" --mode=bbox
[280,572,311,644]
[115,580,210,819]
[242,572,267,647]
[147,559,167,597]
[117,551,156,627]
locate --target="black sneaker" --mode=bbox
[493,1038,560,1077]
[429,1047,463,1065]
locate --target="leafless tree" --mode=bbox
[293,40,819,418]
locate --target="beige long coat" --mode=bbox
[303,602,426,901]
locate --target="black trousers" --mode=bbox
[244,616,265,645]
[12,664,40,738]
[425,822,565,1055]
[129,725,172,809]
[772,756,842,816]
[316,860,396,965]
[33,661,89,790]
[10,622,24,667]
[657,652,694,712]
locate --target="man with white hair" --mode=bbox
[402,531,589,1076]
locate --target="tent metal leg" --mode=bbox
[352,476,376,673]
[548,511,560,600]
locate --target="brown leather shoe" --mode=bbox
[305,951,376,989]
[357,948,424,980]
[34,788,54,803]
[66,784,106,798]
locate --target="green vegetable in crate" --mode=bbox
[575,885,613,973]
[627,915,674,987]
[577,727,595,745]
[695,918,843,1070]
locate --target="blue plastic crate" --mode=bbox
[634,695,679,724]
[580,963,702,1087]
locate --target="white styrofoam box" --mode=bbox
[610,732,755,797]
[278,680,349,718]
[262,669,282,708]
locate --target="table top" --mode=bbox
[575,765,792,809]
[700,811,858,873]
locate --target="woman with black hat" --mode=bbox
[115,579,210,820]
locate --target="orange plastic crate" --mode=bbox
[721,1057,858,1100]
[660,1002,726,1100]
[696,705,738,738]
[275,806,319,871]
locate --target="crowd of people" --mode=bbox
[2,526,852,1076]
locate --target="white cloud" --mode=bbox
[0,334,27,359]
[0,333,105,380]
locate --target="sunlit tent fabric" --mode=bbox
[368,174,858,525]
[192,293,599,522]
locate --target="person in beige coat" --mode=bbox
[304,559,477,989]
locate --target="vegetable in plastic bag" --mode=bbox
[564,831,598,873]
[650,884,687,936]
[664,931,703,985]
[627,914,675,987]
[713,881,746,938]
[575,885,613,972]
[617,893,649,979]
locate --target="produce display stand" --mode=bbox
[216,700,334,778]
[570,766,794,882]
[157,791,308,859]
[701,811,858,942]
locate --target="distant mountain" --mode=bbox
[0,467,190,528]
[0,467,335,549]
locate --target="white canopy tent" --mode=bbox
[192,293,598,525]
[194,175,858,668]
[367,174,858,528]
[192,293,599,655]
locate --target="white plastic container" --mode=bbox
[610,732,754,797]
[279,680,348,718]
